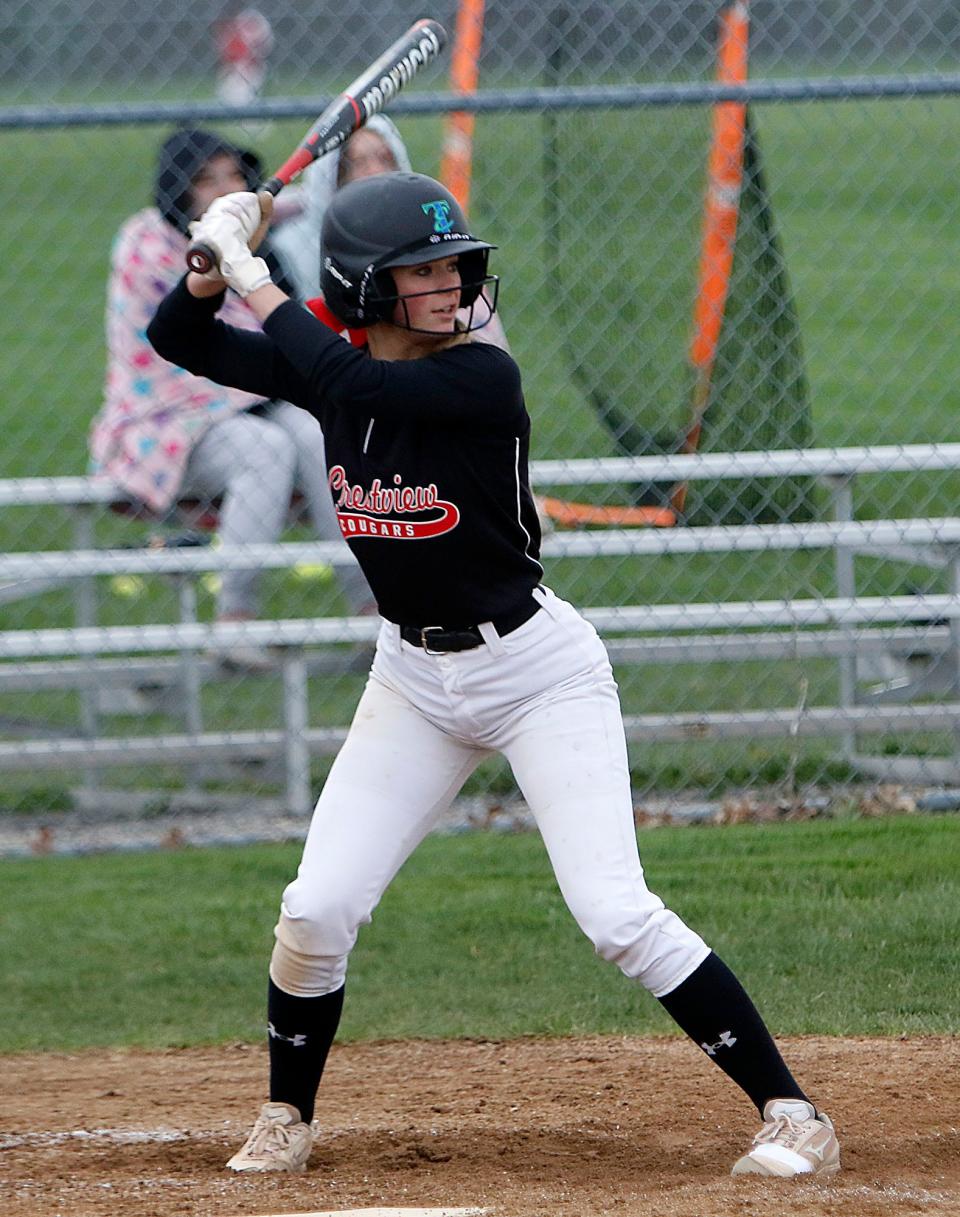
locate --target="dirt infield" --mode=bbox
[2,1036,958,1217]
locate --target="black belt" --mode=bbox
[400,598,540,654]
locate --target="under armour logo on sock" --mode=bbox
[267,1021,307,1047]
[700,1030,737,1056]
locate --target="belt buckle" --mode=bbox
[420,625,446,655]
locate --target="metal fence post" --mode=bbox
[949,549,960,761]
[825,473,857,759]
[70,503,100,792]
[282,648,312,815]
[174,574,203,787]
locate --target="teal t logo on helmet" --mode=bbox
[421,199,454,234]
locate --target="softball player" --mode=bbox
[148,172,840,1179]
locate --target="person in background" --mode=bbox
[215,8,274,108]
[271,115,412,303]
[89,128,373,670]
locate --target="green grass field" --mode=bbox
[1,91,959,804]
[1,814,958,1052]
[4,96,958,472]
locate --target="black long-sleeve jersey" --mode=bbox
[148,279,543,625]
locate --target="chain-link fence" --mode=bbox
[2,1,960,846]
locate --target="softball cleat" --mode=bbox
[226,1100,315,1172]
[731,1099,840,1177]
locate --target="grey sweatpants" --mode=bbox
[180,402,371,617]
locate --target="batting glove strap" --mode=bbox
[220,245,273,298]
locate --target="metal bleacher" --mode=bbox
[2,443,960,811]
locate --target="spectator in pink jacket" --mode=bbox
[90,128,372,668]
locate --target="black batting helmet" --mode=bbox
[320,171,496,328]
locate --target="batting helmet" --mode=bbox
[320,171,496,328]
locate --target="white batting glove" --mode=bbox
[196,191,265,243]
[216,230,273,298]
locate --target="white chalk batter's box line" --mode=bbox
[0,1126,206,1149]
[0,1123,375,1150]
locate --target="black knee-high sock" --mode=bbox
[267,977,345,1124]
[658,952,807,1115]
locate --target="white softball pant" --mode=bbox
[271,586,711,1000]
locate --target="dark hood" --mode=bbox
[154,127,261,235]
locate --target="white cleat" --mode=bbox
[731,1098,841,1177]
[226,1100,315,1173]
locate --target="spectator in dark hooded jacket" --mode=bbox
[90,128,372,666]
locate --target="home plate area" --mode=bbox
[250,1210,486,1216]
[248,1210,486,1216]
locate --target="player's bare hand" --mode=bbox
[249,190,274,253]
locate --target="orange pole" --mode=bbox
[672,0,749,512]
[440,0,485,212]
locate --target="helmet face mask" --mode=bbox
[320,171,499,332]
[361,253,500,335]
